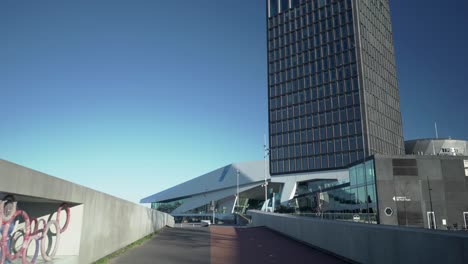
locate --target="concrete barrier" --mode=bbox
[248,210,468,264]
[0,159,174,264]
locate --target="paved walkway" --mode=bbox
[110,226,348,264]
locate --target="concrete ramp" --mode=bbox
[110,226,347,264]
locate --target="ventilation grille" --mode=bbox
[392,159,417,167]
[392,159,418,176]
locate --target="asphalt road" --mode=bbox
[110,226,348,264]
[110,227,211,264]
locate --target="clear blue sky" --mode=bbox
[1,0,467,204]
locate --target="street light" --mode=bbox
[426,173,434,229]
[236,169,240,207]
[264,134,270,209]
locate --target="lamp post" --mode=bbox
[426,175,434,212]
[426,173,434,229]
[236,169,240,207]
[263,135,270,209]
[211,200,215,225]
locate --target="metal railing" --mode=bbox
[291,212,378,224]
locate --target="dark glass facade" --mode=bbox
[286,159,378,223]
[267,0,404,175]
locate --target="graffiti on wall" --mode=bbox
[0,197,70,264]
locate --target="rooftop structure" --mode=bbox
[405,138,468,156]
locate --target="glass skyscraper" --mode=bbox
[267,0,404,175]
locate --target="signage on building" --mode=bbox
[441,147,459,155]
[393,196,411,202]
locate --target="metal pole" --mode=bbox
[427,179,433,212]
[237,169,240,207]
[435,122,439,139]
[404,200,408,226]
[426,173,434,228]
[212,200,215,225]
[264,134,269,207]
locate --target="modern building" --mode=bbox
[140,161,279,223]
[141,0,468,231]
[405,138,468,156]
[141,154,468,229]
[286,154,468,229]
[140,160,348,223]
[267,0,404,175]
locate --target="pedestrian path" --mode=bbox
[110,226,348,264]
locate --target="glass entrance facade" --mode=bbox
[286,159,378,223]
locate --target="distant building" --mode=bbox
[405,138,468,156]
[267,0,404,175]
[140,161,278,223]
[142,154,468,230]
[142,0,468,231]
[140,160,347,223]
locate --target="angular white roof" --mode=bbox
[140,160,269,203]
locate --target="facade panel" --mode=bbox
[355,0,404,156]
[375,155,468,229]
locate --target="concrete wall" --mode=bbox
[0,159,174,264]
[248,210,468,264]
[374,155,468,229]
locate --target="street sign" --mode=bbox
[392,196,411,202]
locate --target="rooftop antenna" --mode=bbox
[434,122,439,139]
